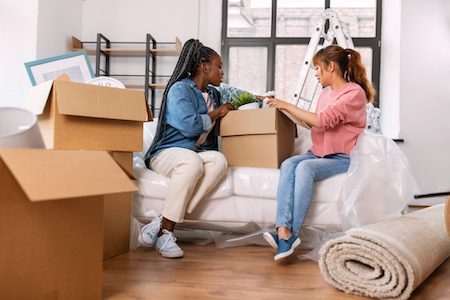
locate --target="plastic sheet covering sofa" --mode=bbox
[131,118,417,246]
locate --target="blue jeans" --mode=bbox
[276,151,350,237]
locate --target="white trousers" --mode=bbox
[150,147,228,223]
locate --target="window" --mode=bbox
[222,0,381,105]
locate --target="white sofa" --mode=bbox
[132,122,347,232]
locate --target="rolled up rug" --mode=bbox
[319,204,450,299]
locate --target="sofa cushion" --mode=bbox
[133,166,233,200]
[232,166,346,203]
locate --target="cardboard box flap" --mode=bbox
[55,80,149,121]
[220,108,278,136]
[0,149,137,202]
[23,80,54,115]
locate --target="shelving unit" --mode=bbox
[71,34,182,115]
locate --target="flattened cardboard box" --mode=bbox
[23,78,152,152]
[220,108,295,168]
[104,151,134,260]
[0,149,137,299]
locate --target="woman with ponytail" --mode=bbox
[139,39,235,258]
[263,45,375,261]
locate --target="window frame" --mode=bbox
[221,0,382,105]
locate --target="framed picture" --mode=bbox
[24,50,94,86]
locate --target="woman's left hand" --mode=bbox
[217,102,235,117]
[209,102,235,122]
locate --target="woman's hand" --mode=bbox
[217,102,235,117]
[266,97,319,128]
[209,102,235,122]
[265,97,290,110]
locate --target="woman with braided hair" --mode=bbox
[263,45,376,261]
[139,39,235,258]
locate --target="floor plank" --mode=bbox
[102,243,450,299]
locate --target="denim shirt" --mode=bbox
[144,78,221,165]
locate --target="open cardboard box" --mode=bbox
[0,148,137,299]
[23,76,152,259]
[23,76,152,152]
[220,107,295,168]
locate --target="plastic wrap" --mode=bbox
[338,131,419,230]
[132,164,345,229]
[366,103,382,133]
[133,120,158,163]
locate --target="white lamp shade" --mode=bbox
[0,107,45,148]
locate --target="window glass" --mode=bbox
[223,0,381,105]
[276,0,325,37]
[275,45,320,109]
[355,47,373,83]
[228,47,268,94]
[330,0,377,37]
[227,0,272,37]
[275,45,306,100]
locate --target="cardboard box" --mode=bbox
[220,108,295,168]
[104,151,134,260]
[0,148,137,299]
[110,151,134,175]
[24,78,152,152]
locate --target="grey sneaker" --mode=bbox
[138,215,162,248]
[155,229,184,258]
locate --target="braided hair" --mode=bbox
[151,39,219,154]
[313,45,376,102]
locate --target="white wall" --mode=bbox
[81,0,221,50]
[198,0,223,52]
[379,0,401,138]
[80,0,222,110]
[0,0,39,107]
[396,0,450,205]
[37,0,83,58]
[0,0,82,107]
[82,0,197,44]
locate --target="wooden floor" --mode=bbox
[103,243,450,300]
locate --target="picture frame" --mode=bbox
[24,50,94,86]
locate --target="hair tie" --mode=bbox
[344,49,351,59]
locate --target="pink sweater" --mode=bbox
[310,82,367,157]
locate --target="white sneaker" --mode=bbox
[155,229,184,258]
[138,215,162,248]
[263,232,278,250]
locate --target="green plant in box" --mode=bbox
[232,91,258,108]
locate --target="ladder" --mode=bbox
[291,9,354,112]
